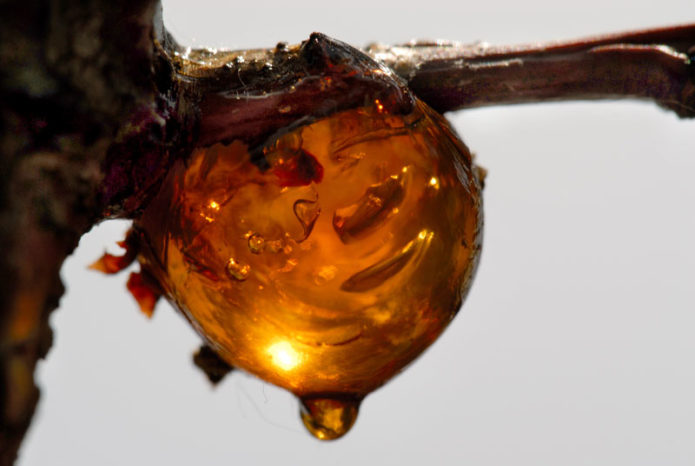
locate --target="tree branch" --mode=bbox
[367,23,695,116]
[0,1,162,463]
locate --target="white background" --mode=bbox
[19,1,695,465]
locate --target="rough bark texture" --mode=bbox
[368,24,695,116]
[0,1,162,463]
[0,1,693,463]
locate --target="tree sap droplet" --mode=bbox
[332,171,405,243]
[299,396,361,440]
[248,233,265,254]
[293,198,320,242]
[225,258,250,281]
[134,98,483,439]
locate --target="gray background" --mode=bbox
[19,0,695,464]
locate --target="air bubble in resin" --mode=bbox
[135,98,483,440]
[247,233,265,254]
[225,258,250,281]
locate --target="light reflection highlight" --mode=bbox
[267,341,303,371]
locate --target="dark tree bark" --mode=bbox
[368,24,695,116]
[0,1,162,463]
[0,1,693,463]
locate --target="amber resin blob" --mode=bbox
[135,96,482,439]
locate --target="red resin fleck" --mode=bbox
[89,232,137,274]
[272,149,324,187]
[126,271,161,318]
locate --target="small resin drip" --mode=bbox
[300,397,361,440]
[134,98,483,440]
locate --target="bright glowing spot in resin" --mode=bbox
[268,341,303,371]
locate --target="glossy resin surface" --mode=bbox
[135,98,483,438]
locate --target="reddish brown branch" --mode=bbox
[367,24,695,116]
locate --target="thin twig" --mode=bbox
[367,24,695,116]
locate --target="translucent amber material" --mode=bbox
[136,99,483,439]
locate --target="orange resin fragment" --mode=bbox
[126,271,160,318]
[136,99,484,438]
[89,236,137,274]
